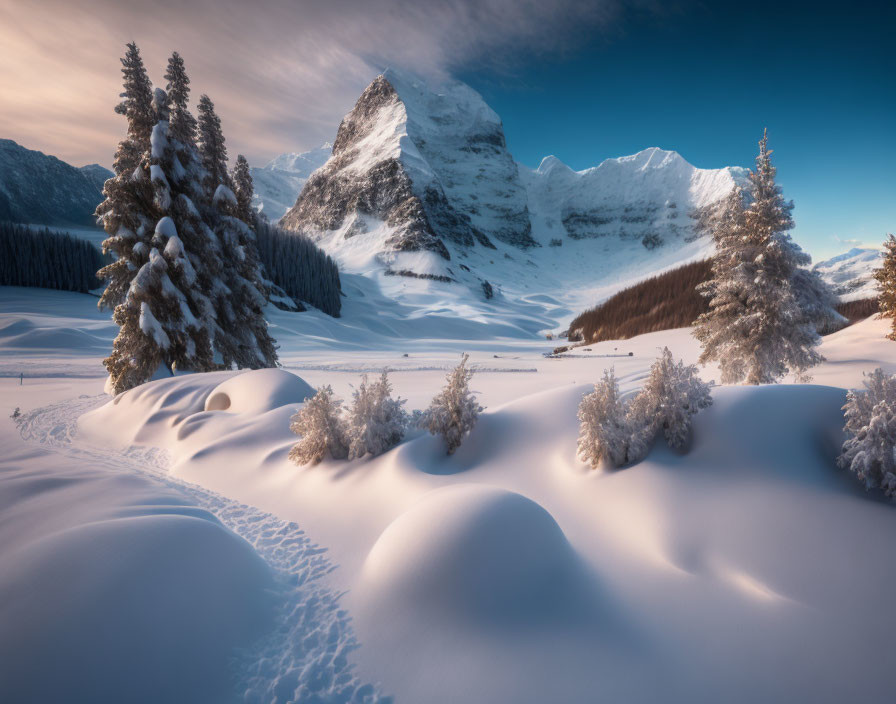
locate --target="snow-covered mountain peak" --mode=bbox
[610,146,685,170]
[535,155,572,176]
[278,71,748,308]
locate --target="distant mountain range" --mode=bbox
[812,248,882,302]
[0,75,883,314]
[0,139,111,227]
[250,144,331,223]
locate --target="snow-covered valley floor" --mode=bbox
[2,284,896,703]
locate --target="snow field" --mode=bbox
[3,283,895,702]
[67,314,896,704]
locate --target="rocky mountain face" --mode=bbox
[278,70,747,292]
[250,144,331,222]
[279,70,536,267]
[0,139,111,226]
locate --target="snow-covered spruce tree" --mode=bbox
[577,368,646,468]
[111,42,155,175]
[694,130,823,384]
[159,52,225,370]
[629,347,713,450]
[289,385,349,465]
[196,99,277,369]
[96,43,156,315]
[213,171,278,369]
[231,154,255,225]
[838,368,896,496]
[346,370,408,459]
[197,94,231,197]
[874,234,896,340]
[420,354,483,455]
[103,88,220,393]
[164,52,198,148]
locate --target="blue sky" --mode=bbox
[460,0,896,259]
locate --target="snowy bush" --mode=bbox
[838,368,896,496]
[289,385,348,465]
[579,351,713,469]
[629,347,714,450]
[346,371,408,459]
[577,368,646,468]
[419,354,483,455]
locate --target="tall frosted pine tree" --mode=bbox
[162,52,227,361]
[694,129,822,384]
[164,51,198,148]
[231,154,255,224]
[197,95,231,196]
[198,100,278,369]
[102,86,221,393]
[96,43,156,314]
[874,234,896,340]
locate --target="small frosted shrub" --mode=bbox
[289,385,348,465]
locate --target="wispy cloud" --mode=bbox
[0,0,631,167]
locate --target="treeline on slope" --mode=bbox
[255,219,341,317]
[0,221,105,293]
[568,260,712,343]
[568,258,877,344]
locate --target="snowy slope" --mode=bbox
[250,144,331,222]
[813,247,882,301]
[0,139,109,226]
[279,70,746,311]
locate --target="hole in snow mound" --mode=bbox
[203,368,315,415]
[359,485,585,625]
[205,391,231,411]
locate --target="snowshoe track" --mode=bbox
[16,395,391,704]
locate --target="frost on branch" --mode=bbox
[629,347,714,450]
[346,370,408,459]
[838,368,896,496]
[289,385,349,465]
[419,353,483,455]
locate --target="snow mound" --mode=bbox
[360,485,579,622]
[204,368,315,414]
[0,442,274,704]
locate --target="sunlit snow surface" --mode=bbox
[2,281,896,703]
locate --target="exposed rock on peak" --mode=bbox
[280,69,536,275]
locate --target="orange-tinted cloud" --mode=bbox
[0,0,627,167]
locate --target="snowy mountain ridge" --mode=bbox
[0,139,111,227]
[278,69,748,307]
[812,247,882,301]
